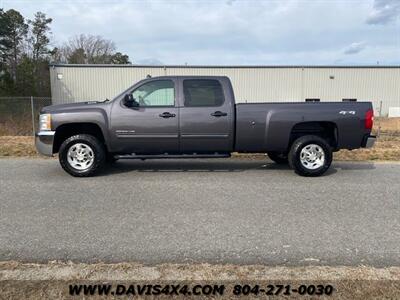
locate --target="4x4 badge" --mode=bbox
[339,111,355,115]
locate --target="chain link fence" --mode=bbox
[0,97,52,136]
[0,96,398,137]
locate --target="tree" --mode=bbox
[0,9,9,95]
[0,8,132,97]
[68,48,86,64]
[49,47,62,63]
[29,12,52,61]
[25,12,53,96]
[15,54,35,96]
[60,34,131,64]
[0,9,28,83]
[0,9,8,64]
[61,34,115,64]
[110,52,131,64]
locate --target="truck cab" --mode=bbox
[109,76,235,154]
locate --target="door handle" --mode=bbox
[159,112,176,118]
[211,111,227,117]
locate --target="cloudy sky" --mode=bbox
[2,0,399,65]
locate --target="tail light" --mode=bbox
[365,109,374,129]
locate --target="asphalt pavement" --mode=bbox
[0,158,399,266]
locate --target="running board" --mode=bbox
[115,153,231,160]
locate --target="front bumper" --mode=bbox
[363,135,376,148]
[35,131,55,156]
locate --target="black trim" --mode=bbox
[115,153,231,159]
[116,134,179,138]
[181,134,229,138]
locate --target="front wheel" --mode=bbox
[59,134,106,177]
[288,135,332,177]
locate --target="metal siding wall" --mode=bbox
[303,68,400,114]
[50,66,400,115]
[51,66,166,103]
[165,67,303,103]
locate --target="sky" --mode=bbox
[1,0,399,65]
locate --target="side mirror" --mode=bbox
[123,94,139,108]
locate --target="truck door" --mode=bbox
[110,79,179,154]
[179,78,233,153]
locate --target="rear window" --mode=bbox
[183,79,224,107]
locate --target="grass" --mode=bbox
[0,261,399,299]
[1,118,399,161]
[334,117,399,161]
[334,135,400,161]
[374,117,400,133]
[0,136,38,157]
[0,114,35,136]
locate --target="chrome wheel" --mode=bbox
[300,144,325,170]
[67,143,94,170]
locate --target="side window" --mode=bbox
[183,79,224,107]
[131,80,175,107]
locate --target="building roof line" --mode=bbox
[49,64,400,69]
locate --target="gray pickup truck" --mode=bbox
[36,76,375,177]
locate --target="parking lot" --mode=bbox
[0,158,399,266]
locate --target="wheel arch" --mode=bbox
[289,121,338,150]
[53,123,107,154]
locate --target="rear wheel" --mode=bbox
[59,134,106,177]
[288,135,332,177]
[267,152,288,164]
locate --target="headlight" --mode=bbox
[39,114,52,131]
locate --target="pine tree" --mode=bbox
[0,9,28,86]
[28,12,52,96]
[29,12,52,62]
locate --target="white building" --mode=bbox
[50,65,400,116]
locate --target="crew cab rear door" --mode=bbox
[178,78,234,153]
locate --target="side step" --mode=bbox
[115,153,231,160]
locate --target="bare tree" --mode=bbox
[61,34,117,64]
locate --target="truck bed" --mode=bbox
[235,102,373,152]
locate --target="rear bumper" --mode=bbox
[35,131,55,156]
[362,135,376,148]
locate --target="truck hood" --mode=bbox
[41,101,110,113]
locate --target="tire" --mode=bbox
[288,135,332,177]
[59,134,106,177]
[267,152,288,164]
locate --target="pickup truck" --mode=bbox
[36,76,376,177]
